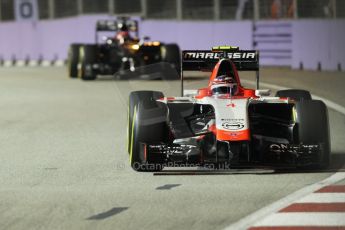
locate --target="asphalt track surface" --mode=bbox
[0,67,344,230]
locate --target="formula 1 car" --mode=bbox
[67,17,180,80]
[127,46,330,172]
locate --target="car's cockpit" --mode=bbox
[210,60,239,97]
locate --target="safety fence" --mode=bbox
[1,0,344,21]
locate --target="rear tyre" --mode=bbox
[68,44,81,78]
[130,99,168,172]
[127,91,164,154]
[276,89,312,101]
[295,100,330,169]
[161,44,180,80]
[78,45,97,81]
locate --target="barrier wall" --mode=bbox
[139,20,253,50]
[292,19,345,71]
[0,15,344,71]
[0,15,253,62]
[253,20,293,67]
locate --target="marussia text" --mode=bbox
[183,52,256,59]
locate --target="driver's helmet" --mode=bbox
[211,75,238,96]
[115,31,131,44]
[118,22,129,31]
[115,22,131,44]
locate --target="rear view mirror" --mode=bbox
[255,89,271,97]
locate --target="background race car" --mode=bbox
[67,17,180,80]
[127,46,330,172]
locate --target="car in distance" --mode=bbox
[68,17,180,80]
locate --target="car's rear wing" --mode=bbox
[95,18,139,43]
[182,49,259,71]
[96,19,138,32]
[180,47,260,96]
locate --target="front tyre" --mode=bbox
[295,100,330,169]
[68,44,82,78]
[161,44,180,80]
[78,45,97,81]
[130,99,168,172]
[127,91,164,154]
[276,89,312,101]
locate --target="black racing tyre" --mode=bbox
[68,44,81,78]
[276,89,312,101]
[295,100,330,169]
[78,45,98,81]
[161,44,181,80]
[127,91,164,154]
[130,99,168,172]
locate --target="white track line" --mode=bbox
[225,172,345,230]
[296,193,345,203]
[252,213,345,227]
[225,80,345,230]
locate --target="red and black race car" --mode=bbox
[127,46,330,172]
